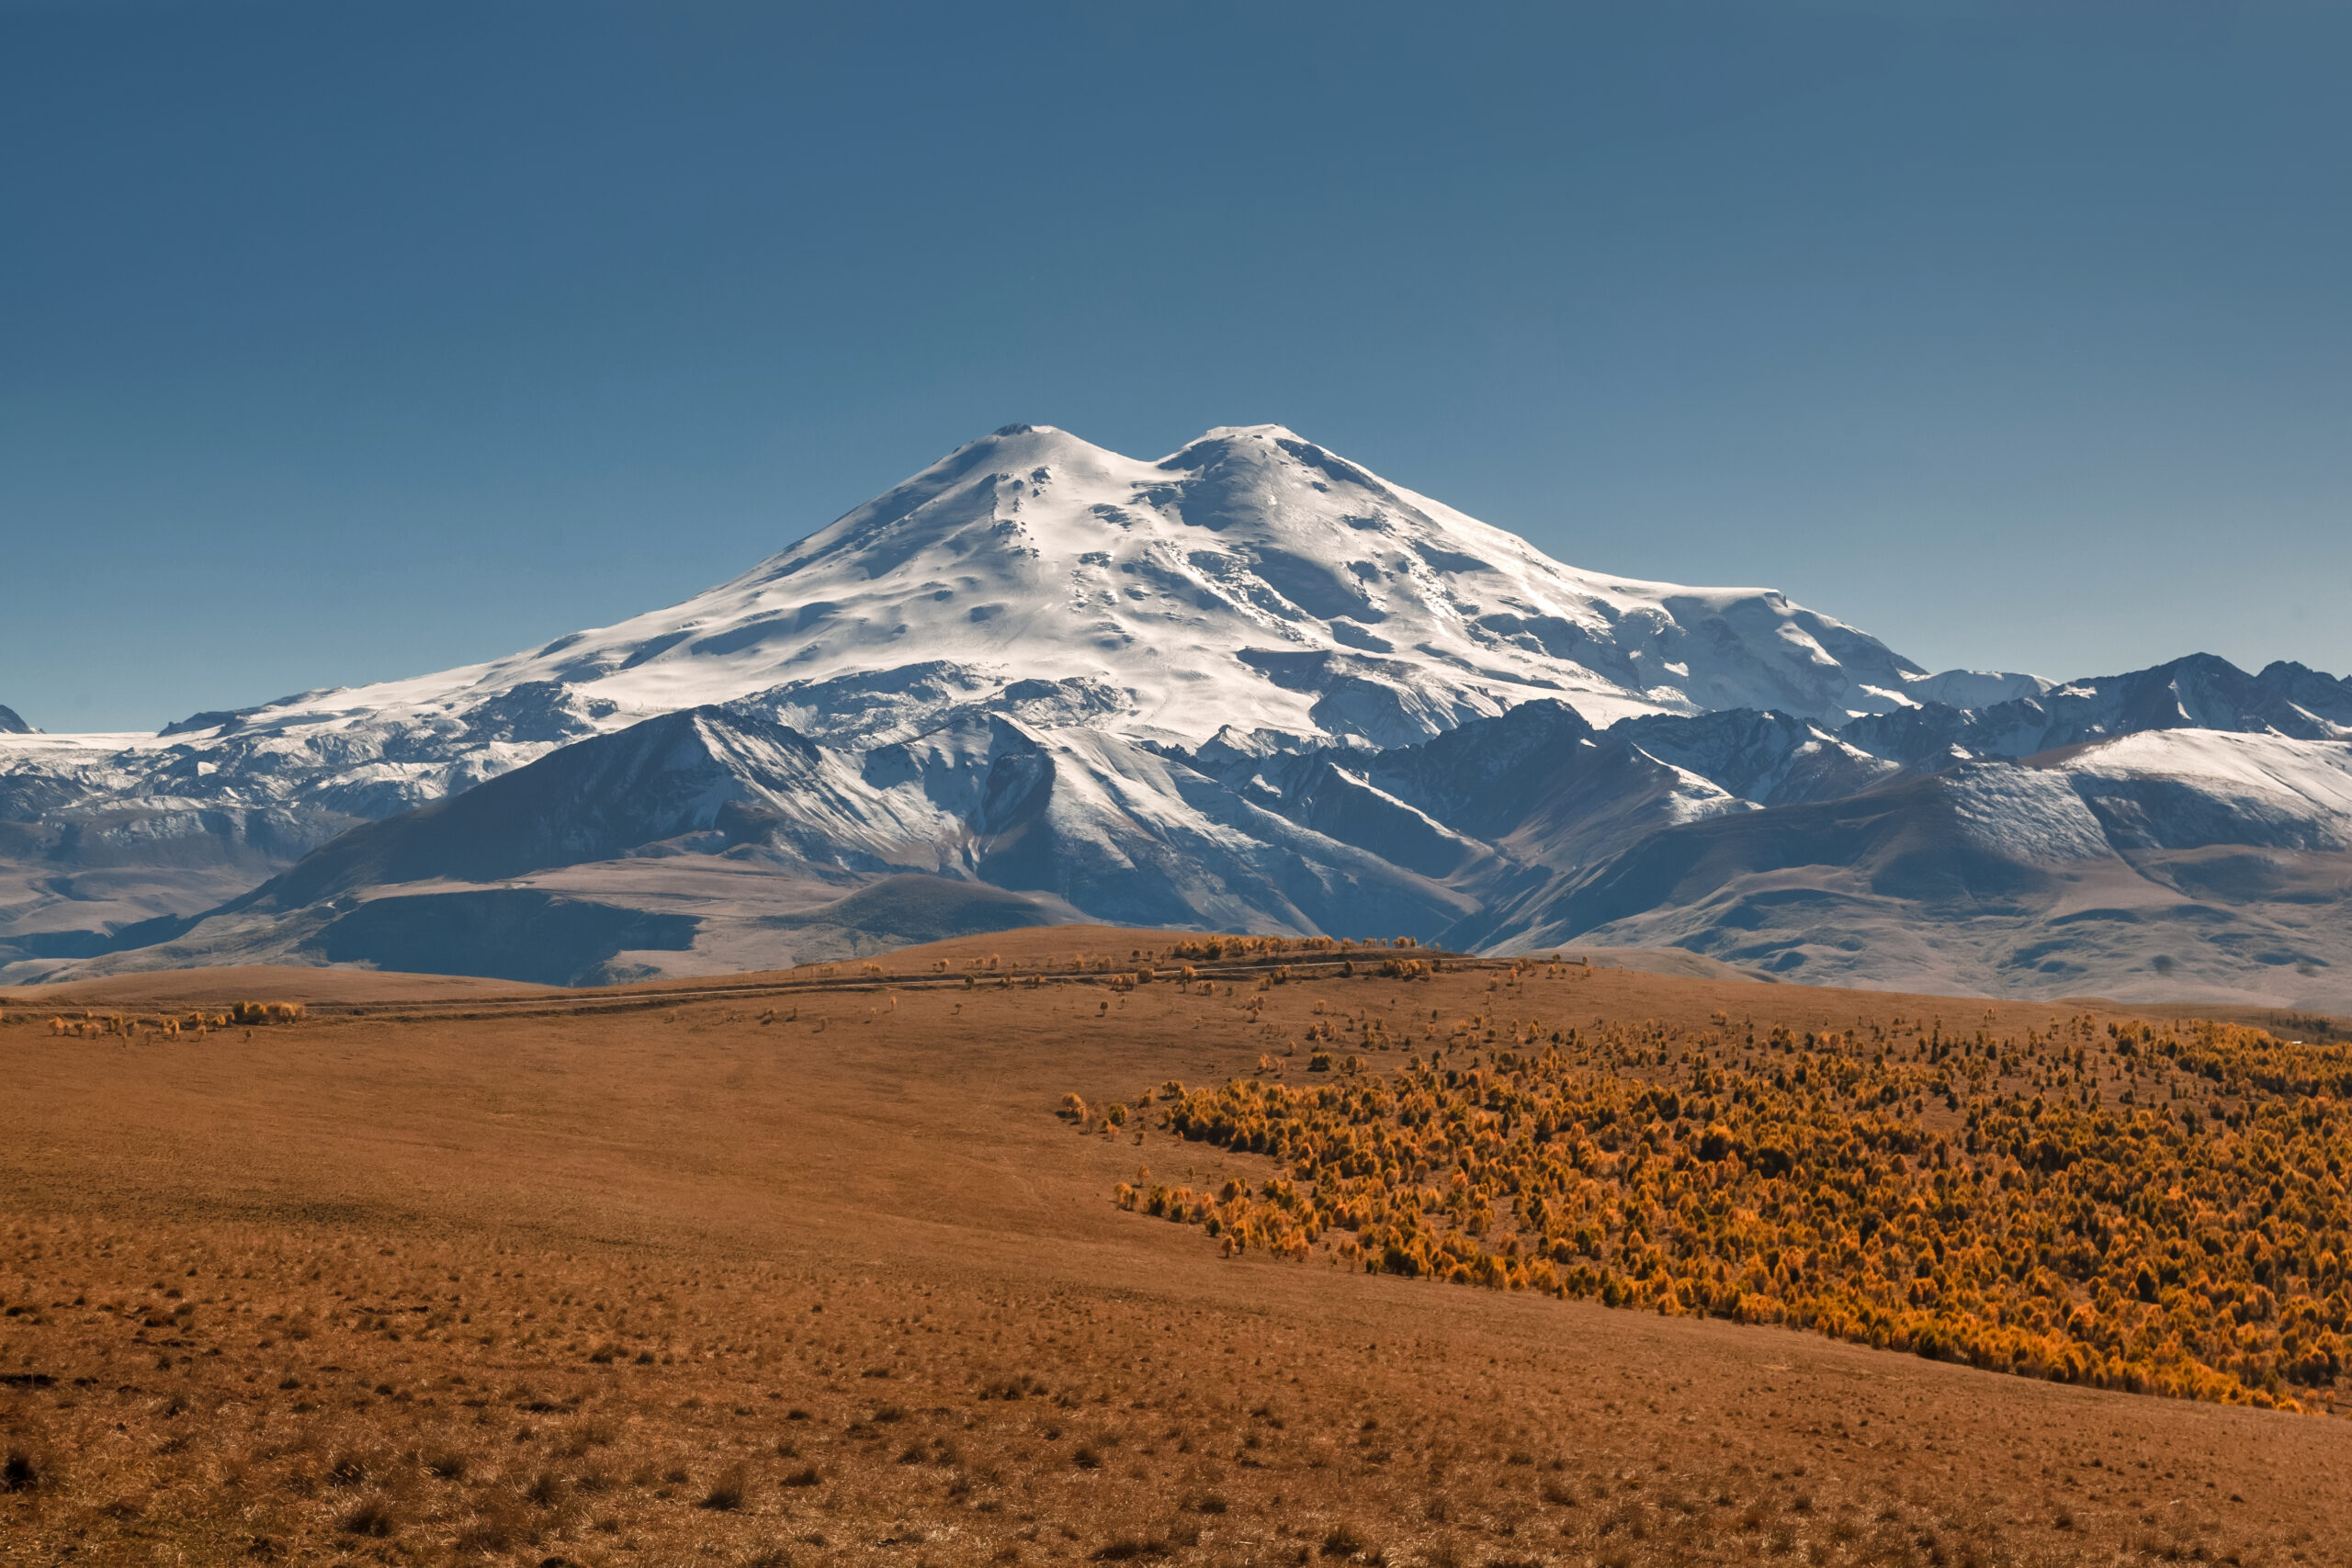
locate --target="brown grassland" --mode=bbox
[2,928,2348,1568]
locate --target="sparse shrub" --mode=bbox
[3,1443,51,1493]
[335,1495,399,1538]
[228,1000,306,1026]
[453,1495,535,1554]
[978,1372,1043,1401]
[700,1465,748,1510]
[558,1419,614,1456]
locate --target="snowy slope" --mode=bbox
[130,423,1950,752]
[0,422,1996,956]
[80,703,1475,983]
[2053,728,2352,852]
[1473,728,2352,1009]
[1842,656,2352,770]
[19,678,2352,1006]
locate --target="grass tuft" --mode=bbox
[334,1495,398,1538]
[700,1465,749,1511]
[1322,1522,1370,1559]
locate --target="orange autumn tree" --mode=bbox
[1102,1011,2352,1413]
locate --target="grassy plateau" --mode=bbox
[2,928,2348,1567]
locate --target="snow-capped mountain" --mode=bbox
[143,421,1957,754]
[5,421,2347,1009]
[65,675,2352,1006]
[0,422,2006,963]
[81,704,1477,985]
[1844,654,2352,770]
[1469,726,2352,1004]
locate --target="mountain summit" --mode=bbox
[164,423,1988,761]
[8,422,2132,992]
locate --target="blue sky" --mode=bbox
[5,1,2348,732]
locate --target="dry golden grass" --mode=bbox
[14,964,557,1007]
[0,938,2347,1566]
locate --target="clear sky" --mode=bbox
[5,1,2348,733]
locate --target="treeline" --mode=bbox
[1165,935,1419,962]
[34,1000,307,1039]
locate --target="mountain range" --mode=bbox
[4,423,2346,1007]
